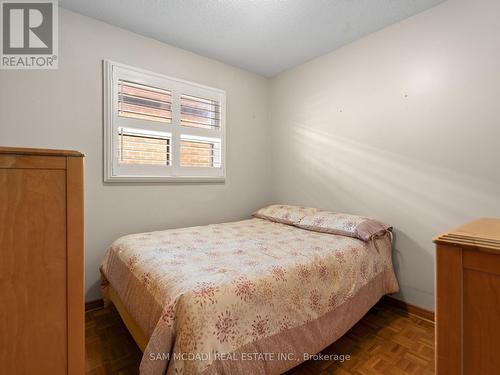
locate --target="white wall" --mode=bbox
[0,9,272,301]
[269,0,500,309]
[2,1,499,309]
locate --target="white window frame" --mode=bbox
[103,60,226,182]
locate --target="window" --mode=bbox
[104,60,226,182]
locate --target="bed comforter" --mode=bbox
[100,218,399,374]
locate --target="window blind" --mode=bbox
[118,128,171,166]
[105,60,226,182]
[181,94,220,129]
[180,137,221,168]
[118,80,172,123]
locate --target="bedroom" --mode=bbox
[0,0,499,374]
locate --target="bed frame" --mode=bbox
[104,285,148,352]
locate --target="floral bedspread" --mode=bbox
[100,218,398,374]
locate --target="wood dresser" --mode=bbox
[434,218,500,375]
[0,147,84,375]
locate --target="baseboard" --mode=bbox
[86,295,435,323]
[85,298,104,312]
[379,295,434,322]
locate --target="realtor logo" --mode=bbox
[1,0,58,69]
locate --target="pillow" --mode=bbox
[252,204,318,225]
[297,211,392,241]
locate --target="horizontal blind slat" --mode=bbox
[118,80,172,124]
[118,129,171,166]
[180,94,220,130]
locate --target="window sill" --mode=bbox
[104,174,226,183]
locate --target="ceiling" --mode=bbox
[60,0,445,77]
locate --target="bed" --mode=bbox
[100,207,399,375]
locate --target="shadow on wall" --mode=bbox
[275,124,500,308]
[391,230,435,305]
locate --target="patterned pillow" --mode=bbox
[297,211,392,241]
[252,204,318,225]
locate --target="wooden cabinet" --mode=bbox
[434,218,500,375]
[0,147,84,375]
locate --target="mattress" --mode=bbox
[100,218,399,374]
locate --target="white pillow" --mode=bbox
[298,211,392,241]
[252,204,318,225]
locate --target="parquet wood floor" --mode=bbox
[85,303,434,375]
